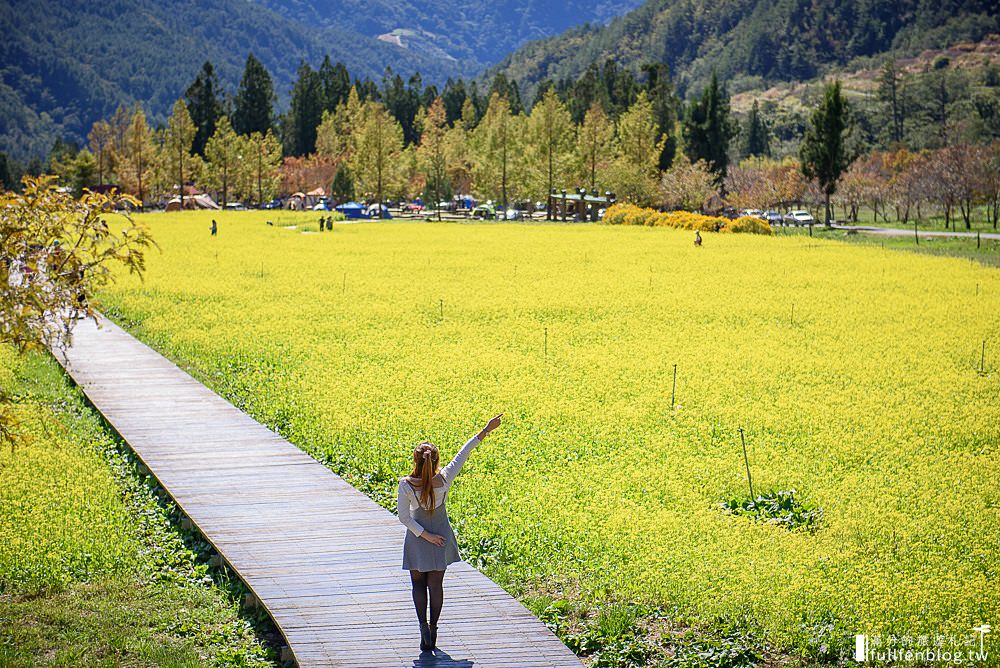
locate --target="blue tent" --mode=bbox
[335,202,367,219]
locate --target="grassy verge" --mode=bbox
[0,348,279,667]
[774,224,1000,267]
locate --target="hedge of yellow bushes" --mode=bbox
[602,203,773,235]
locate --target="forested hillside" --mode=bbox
[0,0,458,161]
[494,0,1000,101]
[0,0,640,163]
[258,0,642,69]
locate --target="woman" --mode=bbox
[397,414,503,651]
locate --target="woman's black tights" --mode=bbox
[409,569,445,625]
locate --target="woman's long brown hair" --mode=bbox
[407,441,440,510]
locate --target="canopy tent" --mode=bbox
[307,187,326,197]
[335,202,367,219]
[165,193,220,211]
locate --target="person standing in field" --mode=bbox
[695,230,703,246]
[397,414,503,652]
[210,219,217,236]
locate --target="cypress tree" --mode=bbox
[442,78,468,126]
[287,61,323,156]
[742,100,771,158]
[319,57,351,112]
[800,80,854,226]
[642,63,679,171]
[0,152,15,191]
[682,72,736,181]
[233,53,275,136]
[184,61,224,157]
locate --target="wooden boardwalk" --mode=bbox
[55,315,583,668]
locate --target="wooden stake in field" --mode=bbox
[914,220,919,246]
[671,364,677,407]
[982,340,987,373]
[739,428,754,500]
[791,303,795,325]
[440,299,444,320]
[544,327,548,358]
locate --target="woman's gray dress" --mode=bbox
[401,484,461,572]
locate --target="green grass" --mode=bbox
[0,348,276,667]
[776,224,1000,267]
[827,204,998,233]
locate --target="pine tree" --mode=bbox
[742,100,771,158]
[319,56,351,112]
[642,63,679,171]
[682,72,736,181]
[800,80,854,226]
[330,164,354,203]
[876,57,905,145]
[233,53,275,137]
[442,78,468,126]
[0,152,14,191]
[185,61,225,157]
[488,73,524,115]
[287,61,323,156]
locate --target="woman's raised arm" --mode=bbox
[440,414,503,484]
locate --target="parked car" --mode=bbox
[785,210,815,226]
[763,210,783,225]
[262,199,282,210]
[739,209,764,219]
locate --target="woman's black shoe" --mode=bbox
[420,622,432,651]
[429,623,437,648]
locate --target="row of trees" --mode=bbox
[690,141,1000,229]
[62,102,283,207]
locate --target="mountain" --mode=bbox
[0,0,641,162]
[492,0,1000,101]
[257,0,642,72]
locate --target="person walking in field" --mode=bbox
[210,219,217,236]
[694,230,703,247]
[397,413,503,651]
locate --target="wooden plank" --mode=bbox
[55,315,583,668]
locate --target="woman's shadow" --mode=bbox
[410,649,474,667]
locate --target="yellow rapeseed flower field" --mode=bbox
[99,210,999,654]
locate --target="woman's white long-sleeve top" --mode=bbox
[397,435,480,537]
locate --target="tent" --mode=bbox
[365,203,392,219]
[165,193,220,211]
[335,202,368,219]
